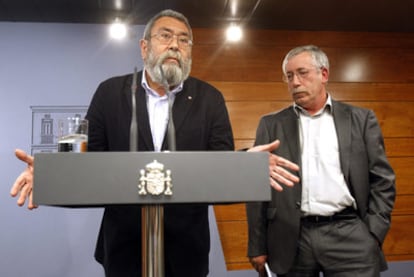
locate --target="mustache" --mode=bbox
[292,89,307,94]
[160,50,183,67]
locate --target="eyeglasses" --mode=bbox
[283,67,321,83]
[150,31,193,49]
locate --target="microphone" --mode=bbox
[129,67,138,151]
[159,66,176,151]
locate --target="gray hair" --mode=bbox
[282,45,329,75]
[142,9,193,41]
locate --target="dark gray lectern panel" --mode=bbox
[33,151,270,207]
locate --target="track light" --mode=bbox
[109,18,127,40]
[226,24,242,42]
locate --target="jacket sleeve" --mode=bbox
[246,117,271,257]
[363,109,396,244]
[85,80,110,152]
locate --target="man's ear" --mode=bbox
[140,39,148,60]
[321,67,329,83]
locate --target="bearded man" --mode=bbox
[86,9,235,277]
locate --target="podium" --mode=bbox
[33,151,271,276]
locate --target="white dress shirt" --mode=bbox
[141,70,182,152]
[295,95,356,216]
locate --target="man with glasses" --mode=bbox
[247,45,395,277]
[10,9,300,277]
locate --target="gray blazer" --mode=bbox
[246,99,396,274]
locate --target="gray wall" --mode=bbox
[0,22,140,277]
[0,22,412,277]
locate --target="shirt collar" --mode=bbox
[141,69,184,97]
[293,93,333,117]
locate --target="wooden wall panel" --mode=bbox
[190,28,414,270]
[393,195,414,215]
[226,101,414,139]
[193,29,414,48]
[383,216,414,256]
[389,157,414,195]
[385,139,414,157]
[193,46,414,82]
[213,82,414,102]
[351,102,414,137]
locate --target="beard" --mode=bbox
[145,48,192,88]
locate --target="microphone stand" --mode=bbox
[162,67,176,152]
[130,67,138,151]
[141,66,176,277]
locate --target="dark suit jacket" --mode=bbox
[85,72,234,277]
[246,100,395,274]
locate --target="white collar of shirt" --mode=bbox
[293,94,333,117]
[141,69,184,97]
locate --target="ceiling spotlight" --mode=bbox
[109,18,127,40]
[226,24,242,42]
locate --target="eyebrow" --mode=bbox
[286,67,308,73]
[157,26,189,36]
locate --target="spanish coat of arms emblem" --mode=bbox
[138,160,173,196]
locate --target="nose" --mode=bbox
[168,35,179,50]
[291,74,302,87]
[292,73,301,84]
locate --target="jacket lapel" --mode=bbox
[332,100,351,183]
[282,108,302,169]
[281,107,303,200]
[171,84,194,133]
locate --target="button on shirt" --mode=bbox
[295,95,356,216]
[141,70,183,152]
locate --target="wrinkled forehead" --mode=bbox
[152,16,191,36]
[285,52,315,71]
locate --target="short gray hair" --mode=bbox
[142,9,193,41]
[282,45,329,74]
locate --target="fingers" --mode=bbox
[10,175,21,197]
[276,157,300,171]
[268,153,300,191]
[17,181,31,206]
[10,171,30,196]
[15,149,34,165]
[270,163,299,184]
[270,177,283,192]
[258,268,267,277]
[249,255,267,275]
[11,176,37,209]
[262,139,280,152]
[247,139,280,153]
[269,153,299,171]
[270,172,297,191]
[247,140,301,191]
[11,149,37,209]
[28,190,38,210]
[270,163,299,191]
[10,170,34,207]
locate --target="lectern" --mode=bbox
[33,151,270,276]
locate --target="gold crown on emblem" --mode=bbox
[146,160,164,171]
